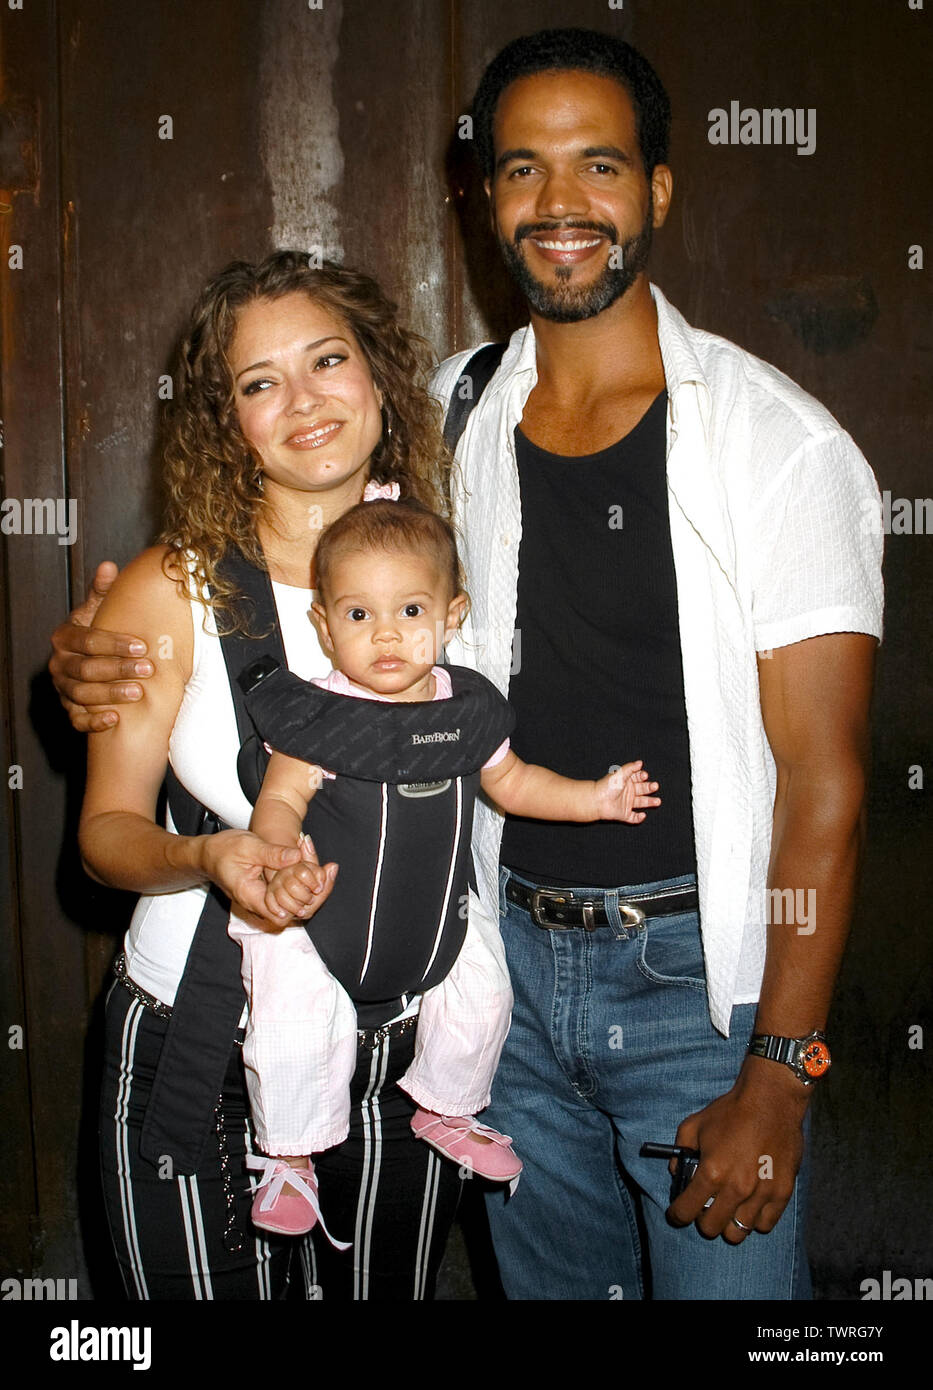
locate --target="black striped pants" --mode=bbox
[100,982,463,1300]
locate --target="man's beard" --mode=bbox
[496,203,654,323]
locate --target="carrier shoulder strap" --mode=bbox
[442,342,506,456]
[140,550,286,1175]
[163,553,288,834]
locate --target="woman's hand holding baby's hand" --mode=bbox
[263,833,338,924]
[594,761,661,823]
[199,829,337,926]
[200,829,307,920]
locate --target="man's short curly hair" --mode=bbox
[471,28,671,182]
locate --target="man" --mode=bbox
[434,29,881,1300]
[51,29,881,1300]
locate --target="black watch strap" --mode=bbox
[748,1034,799,1066]
[747,1030,831,1084]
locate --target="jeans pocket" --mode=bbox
[636,912,706,990]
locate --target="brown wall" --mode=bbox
[1,0,930,1299]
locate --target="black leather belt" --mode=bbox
[505,878,698,931]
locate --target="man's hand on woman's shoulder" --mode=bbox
[49,560,155,732]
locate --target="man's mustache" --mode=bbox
[513,220,619,245]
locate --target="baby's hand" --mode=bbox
[595,761,661,824]
[264,835,336,921]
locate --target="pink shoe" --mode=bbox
[410,1109,523,1182]
[245,1156,351,1247]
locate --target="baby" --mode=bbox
[231,489,660,1239]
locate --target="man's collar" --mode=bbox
[485,322,537,393]
[650,283,712,438]
[651,285,734,585]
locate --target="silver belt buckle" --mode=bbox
[530,890,600,930]
[530,889,568,928]
[528,890,648,931]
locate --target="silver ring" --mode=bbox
[731,1217,751,1231]
[702,1197,716,1209]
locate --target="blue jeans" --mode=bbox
[483,867,812,1301]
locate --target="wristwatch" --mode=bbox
[747,1030,831,1085]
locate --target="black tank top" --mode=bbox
[500,389,697,887]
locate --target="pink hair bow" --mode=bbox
[362,480,400,502]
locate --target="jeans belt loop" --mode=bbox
[601,884,646,934]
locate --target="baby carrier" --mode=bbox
[139,548,512,1174]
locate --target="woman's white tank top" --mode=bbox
[124,578,329,1004]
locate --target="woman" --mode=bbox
[77,250,477,1300]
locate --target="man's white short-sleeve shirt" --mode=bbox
[433,284,883,1035]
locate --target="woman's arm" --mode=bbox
[77,548,303,915]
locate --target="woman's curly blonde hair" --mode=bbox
[158,250,452,632]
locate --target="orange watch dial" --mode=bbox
[802,1040,831,1078]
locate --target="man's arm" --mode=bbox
[49,561,155,732]
[668,631,876,1242]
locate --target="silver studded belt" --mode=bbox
[113,952,174,1018]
